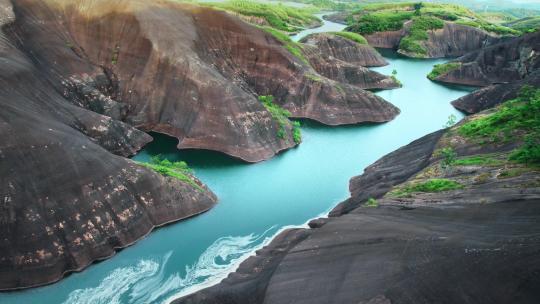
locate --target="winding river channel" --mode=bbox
[1,14,474,304]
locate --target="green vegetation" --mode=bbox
[329,31,367,44]
[505,16,540,34]
[292,121,302,144]
[459,86,540,165]
[345,2,519,48]
[209,0,319,32]
[399,16,444,56]
[137,156,203,191]
[454,155,504,166]
[428,62,461,80]
[111,45,120,65]
[437,147,457,169]
[259,26,308,64]
[305,73,323,82]
[390,178,464,197]
[259,95,302,144]
[443,114,457,128]
[346,11,413,35]
[365,197,379,207]
[455,19,519,36]
[391,69,402,86]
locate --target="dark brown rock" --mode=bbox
[173,110,540,304]
[451,71,540,114]
[365,22,500,59]
[435,31,540,86]
[5,0,399,163]
[300,33,388,67]
[0,0,218,290]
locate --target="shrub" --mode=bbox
[365,198,379,207]
[428,62,461,80]
[137,156,202,191]
[346,11,414,35]
[292,121,302,144]
[437,147,457,169]
[454,155,503,166]
[259,95,302,143]
[391,179,463,197]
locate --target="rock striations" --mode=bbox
[300,33,400,90]
[0,0,402,290]
[434,31,540,113]
[174,97,540,304]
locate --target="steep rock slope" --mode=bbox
[451,71,540,114]
[300,33,399,90]
[0,1,217,290]
[5,0,399,162]
[174,93,540,304]
[433,31,540,86]
[364,21,500,59]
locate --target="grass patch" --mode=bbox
[506,16,540,34]
[330,31,367,44]
[459,86,540,165]
[454,155,504,166]
[209,0,319,32]
[137,156,203,191]
[364,198,379,207]
[259,95,301,143]
[260,26,308,65]
[305,73,322,82]
[390,178,464,197]
[428,62,461,80]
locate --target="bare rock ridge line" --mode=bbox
[174,109,540,304]
[0,0,402,290]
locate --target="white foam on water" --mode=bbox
[62,205,335,304]
[165,205,335,304]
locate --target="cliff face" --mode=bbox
[366,22,500,59]
[300,33,388,67]
[0,5,217,290]
[5,0,399,162]
[300,33,399,90]
[434,31,540,86]
[174,103,540,304]
[451,71,540,114]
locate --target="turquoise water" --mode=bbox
[0,24,474,304]
[291,13,347,41]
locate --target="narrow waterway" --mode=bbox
[0,16,474,304]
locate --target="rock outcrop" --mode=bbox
[365,21,500,59]
[451,71,540,114]
[433,31,540,86]
[4,0,399,162]
[0,3,217,290]
[300,33,400,90]
[174,105,540,304]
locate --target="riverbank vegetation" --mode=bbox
[137,156,204,191]
[427,62,461,80]
[259,95,302,144]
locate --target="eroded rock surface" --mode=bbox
[174,109,540,304]
[435,31,540,86]
[365,22,500,59]
[299,33,399,90]
[5,0,399,162]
